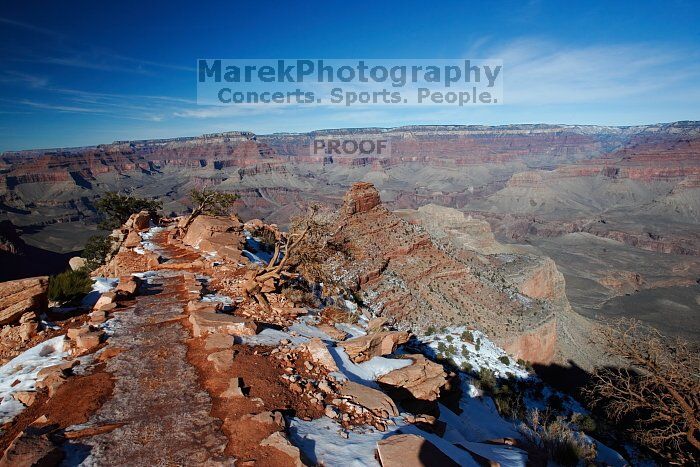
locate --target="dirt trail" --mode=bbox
[62,267,235,464]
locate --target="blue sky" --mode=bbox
[1,0,699,150]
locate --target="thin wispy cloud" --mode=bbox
[469,37,700,105]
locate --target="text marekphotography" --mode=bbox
[197,59,503,107]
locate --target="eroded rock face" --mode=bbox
[342,182,382,215]
[338,331,411,363]
[497,318,558,365]
[0,276,48,325]
[377,354,447,401]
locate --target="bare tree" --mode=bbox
[242,206,333,310]
[584,318,699,464]
[180,189,239,234]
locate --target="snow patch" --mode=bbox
[328,345,412,386]
[0,336,69,424]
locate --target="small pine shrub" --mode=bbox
[461,361,473,373]
[445,334,453,343]
[499,355,511,366]
[48,268,92,304]
[475,338,481,351]
[437,342,447,353]
[426,325,436,335]
[476,367,497,394]
[82,235,112,269]
[461,330,474,343]
[461,347,470,358]
[447,344,457,356]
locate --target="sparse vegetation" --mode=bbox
[82,234,112,269]
[570,413,597,434]
[520,409,597,466]
[498,355,510,366]
[48,268,92,304]
[585,318,700,464]
[461,329,474,343]
[96,192,161,230]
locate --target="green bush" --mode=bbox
[477,367,497,394]
[475,338,482,351]
[96,192,161,230]
[437,342,447,353]
[492,383,525,420]
[461,361,473,373]
[461,347,470,358]
[82,235,112,269]
[461,330,474,343]
[426,325,436,335]
[499,355,511,366]
[48,268,92,304]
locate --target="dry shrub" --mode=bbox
[520,409,597,466]
[584,318,699,464]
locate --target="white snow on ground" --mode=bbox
[400,424,482,466]
[289,416,404,467]
[140,226,164,251]
[82,277,119,307]
[589,436,628,467]
[328,345,412,386]
[421,327,529,378]
[0,336,69,424]
[440,383,522,442]
[288,318,333,341]
[132,270,159,284]
[335,322,365,338]
[238,328,308,346]
[201,293,234,307]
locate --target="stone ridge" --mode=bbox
[323,182,559,363]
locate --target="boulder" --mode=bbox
[0,430,63,467]
[93,292,116,310]
[122,230,142,248]
[221,377,245,398]
[204,332,233,350]
[0,276,48,325]
[11,391,37,407]
[75,331,103,353]
[68,257,87,271]
[316,324,348,341]
[259,431,303,467]
[338,331,410,363]
[376,434,459,467]
[340,381,398,418]
[189,310,258,338]
[181,215,242,250]
[115,275,141,298]
[367,316,389,333]
[207,349,233,373]
[377,354,447,401]
[300,338,338,372]
[126,211,151,231]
